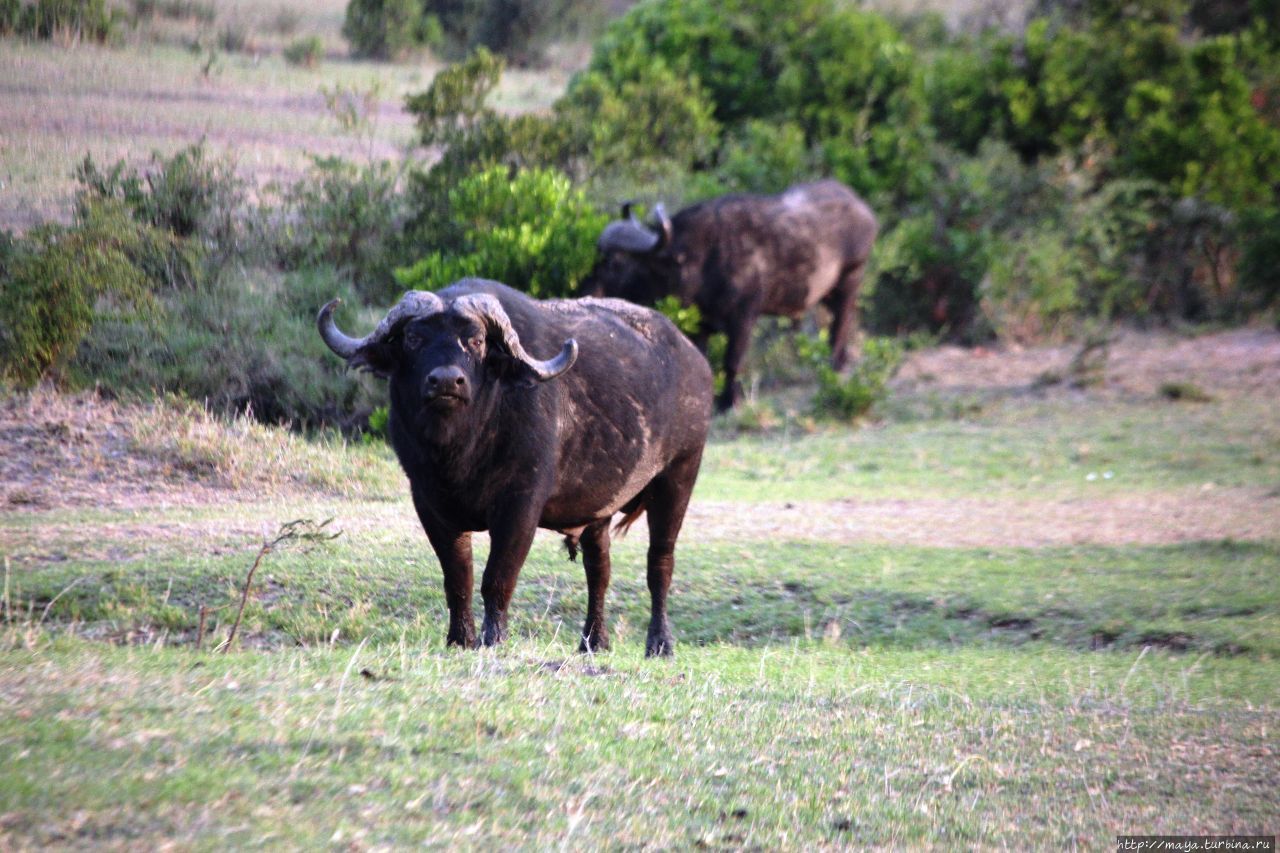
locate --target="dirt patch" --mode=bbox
[6,485,1275,567]
[894,327,1280,400]
[0,390,234,512]
[677,488,1280,548]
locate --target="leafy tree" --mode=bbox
[395,166,607,299]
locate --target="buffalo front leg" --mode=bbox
[642,452,703,657]
[479,499,542,647]
[579,520,613,653]
[824,261,866,371]
[414,490,475,648]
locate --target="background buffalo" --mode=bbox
[582,181,878,411]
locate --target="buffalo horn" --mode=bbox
[317,290,445,360]
[596,218,662,254]
[653,203,673,251]
[452,293,578,381]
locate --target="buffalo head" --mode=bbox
[318,290,578,422]
[580,202,682,304]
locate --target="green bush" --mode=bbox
[0,0,120,42]
[973,9,1280,209]
[72,267,384,428]
[0,200,182,388]
[712,120,813,195]
[342,0,437,60]
[924,31,1022,155]
[556,63,721,184]
[426,0,598,66]
[864,142,1046,340]
[1238,206,1280,312]
[274,156,408,303]
[283,34,324,68]
[75,143,246,248]
[402,49,575,250]
[811,336,903,422]
[979,228,1083,343]
[586,0,930,205]
[395,165,607,299]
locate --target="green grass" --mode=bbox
[702,396,1280,501]
[9,530,1280,657]
[1,381,1278,846]
[0,642,1274,847]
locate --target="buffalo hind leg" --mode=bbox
[824,262,866,371]
[578,520,612,653]
[716,311,757,413]
[643,451,703,657]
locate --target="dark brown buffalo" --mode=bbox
[318,279,712,656]
[582,180,878,411]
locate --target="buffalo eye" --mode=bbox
[469,336,484,351]
[404,330,423,349]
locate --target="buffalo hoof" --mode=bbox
[714,382,743,414]
[480,613,508,647]
[645,634,675,658]
[578,630,610,654]
[445,627,476,649]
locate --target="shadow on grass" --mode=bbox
[10,538,1277,659]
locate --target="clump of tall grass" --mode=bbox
[127,394,402,499]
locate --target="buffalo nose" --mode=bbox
[425,365,467,396]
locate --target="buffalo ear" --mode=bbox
[485,346,541,387]
[347,341,398,378]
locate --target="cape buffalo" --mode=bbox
[317,279,713,656]
[581,180,877,412]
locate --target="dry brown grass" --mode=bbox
[0,387,400,511]
[0,37,579,232]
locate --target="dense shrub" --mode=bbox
[283,34,324,67]
[395,165,607,298]
[342,0,438,60]
[586,0,931,205]
[711,120,813,195]
[402,49,579,253]
[811,336,904,422]
[426,0,598,66]
[556,63,721,184]
[74,143,246,249]
[274,156,408,303]
[0,200,187,387]
[950,9,1280,209]
[1237,206,1280,312]
[980,228,1083,343]
[0,0,120,42]
[864,142,1048,340]
[72,267,384,428]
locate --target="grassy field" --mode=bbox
[2,7,1276,846]
[2,330,1278,847]
[0,2,580,234]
